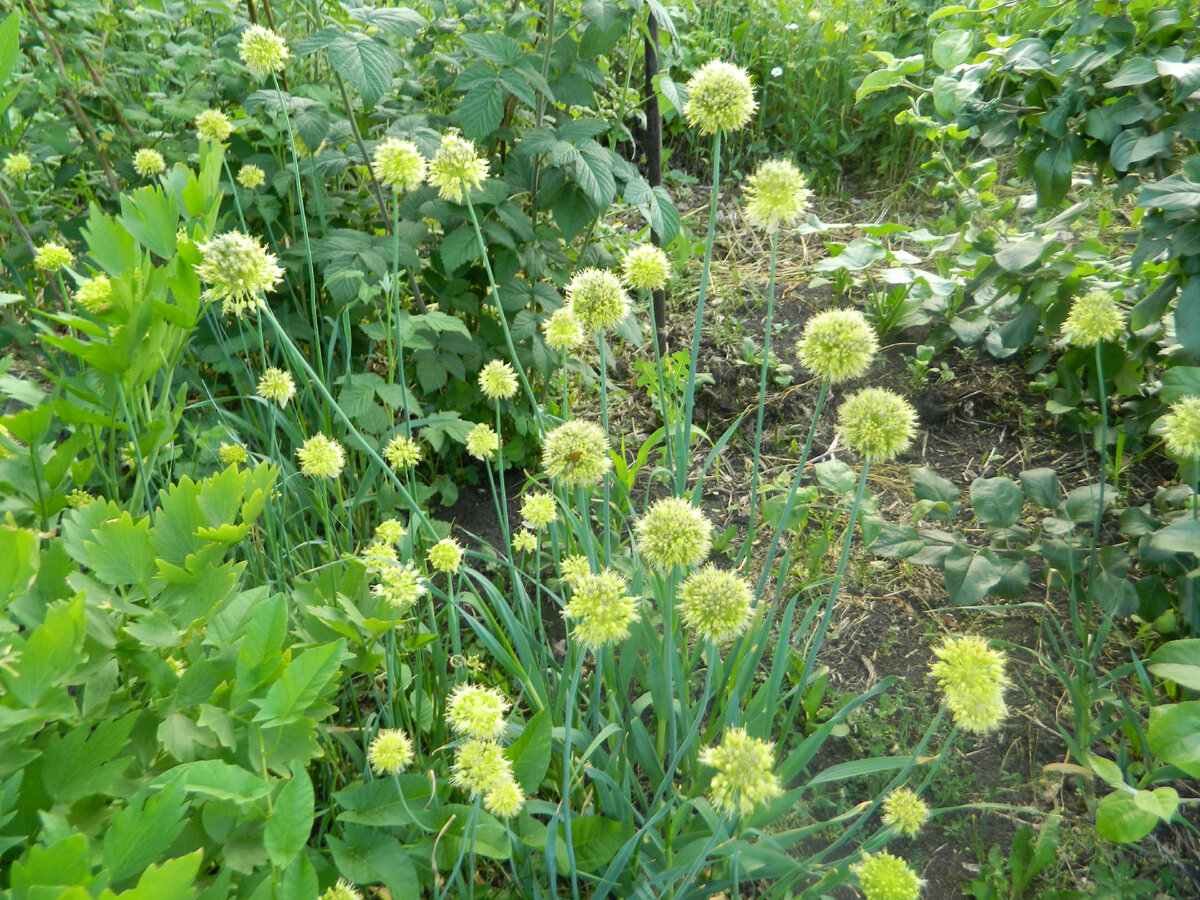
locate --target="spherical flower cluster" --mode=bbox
[451,738,510,793]
[363,541,398,564]
[565,268,629,331]
[837,387,917,461]
[1063,289,1125,346]
[564,569,639,648]
[256,367,296,407]
[521,491,557,529]
[66,489,95,508]
[370,559,427,612]
[853,851,923,900]
[373,138,426,192]
[678,565,754,643]
[513,529,538,554]
[635,497,713,571]
[621,244,671,291]
[4,153,32,178]
[133,148,165,177]
[75,274,113,313]
[384,434,422,468]
[478,359,518,401]
[237,164,266,190]
[297,433,346,478]
[219,442,248,466]
[930,635,1009,734]
[376,518,407,545]
[700,727,782,817]
[34,242,73,272]
[744,159,812,233]
[1162,396,1200,459]
[367,727,414,776]
[195,230,284,317]
[465,422,499,460]
[195,109,233,142]
[428,132,489,203]
[684,59,757,135]
[882,787,929,837]
[543,306,585,352]
[238,24,290,78]
[796,309,878,382]
[447,683,511,740]
[321,878,363,900]
[482,775,525,818]
[542,420,612,486]
[428,537,464,574]
[559,554,591,586]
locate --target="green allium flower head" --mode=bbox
[1162,396,1200,459]
[684,59,757,135]
[256,367,296,407]
[429,131,489,202]
[451,738,512,794]
[367,727,414,776]
[621,244,671,291]
[34,241,73,272]
[521,491,557,529]
[427,536,464,574]
[678,565,754,643]
[297,433,346,478]
[75,274,113,313]
[133,148,165,177]
[837,387,917,461]
[930,635,1009,734]
[238,24,289,78]
[384,434,422,468]
[373,137,426,192]
[542,420,612,486]
[635,496,713,571]
[466,422,500,461]
[513,529,538,554]
[478,359,518,401]
[744,158,812,233]
[66,488,95,508]
[564,569,639,648]
[854,851,923,900]
[560,554,591,586]
[321,878,363,900]
[195,230,285,317]
[447,683,510,740]
[543,306,585,352]
[4,153,32,178]
[237,164,265,189]
[375,518,407,545]
[483,774,525,818]
[371,560,427,612]
[565,268,629,331]
[700,727,782,817]
[882,787,929,837]
[195,109,233,142]
[363,541,398,564]
[796,309,878,382]
[219,442,248,466]
[1063,289,1125,346]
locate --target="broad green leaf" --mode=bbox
[457,74,507,141]
[117,851,203,900]
[251,640,347,727]
[327,34,398,108]
[1033,141,1073,207]
[855,67,905,101]
[814,459,856,493]
[1156,58,1200,95]
[1174,279,1200,358]
[101,778,189,884]
[1019,468,1062,510]
[0,525,38,608]
[1095,790,1158,843]
[944,545,1005,605]
[1146,519,1200,555]
[932,29,972,70]
[1147,701,1200,776]
[1148,640,1200,690]
[1132,786,1179,821]
[153,760,273,803]
[8,833,92,894]
[970,477,1023,527]
[993,237,1048,272]
[0,11,20,84]
[83,512,155,587]
[508,710,551,794]
[1137,174,1200,212]
[868,524,923,558]
[41,712,138,803]
[1104,56,1159,89]
[554,815,635,874]
[328,825,420,897]
[119,185,179,259]
[4,596,85,706]
[265,765,315,868]
[909,466,961,520]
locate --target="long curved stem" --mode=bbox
[742,230,778,569]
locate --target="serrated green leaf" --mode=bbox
[102,778,189,884]
[251,640,346,727]
[327,34,398,108]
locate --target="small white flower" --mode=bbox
[771,67,783,78]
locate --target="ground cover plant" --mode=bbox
[1,1,1199,899]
